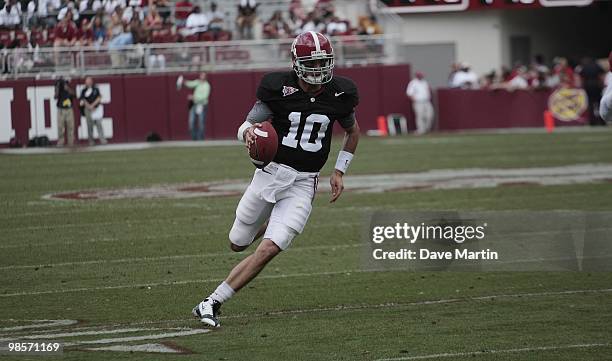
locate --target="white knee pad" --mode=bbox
[263,222,298,251]
[229,218,259,247]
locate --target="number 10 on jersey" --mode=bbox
[281,112,330,152]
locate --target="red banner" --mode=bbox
[0,64,412,146]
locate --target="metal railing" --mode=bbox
[2,34,400,78]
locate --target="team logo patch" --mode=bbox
[548,88,588,122]
[282,86,299,97]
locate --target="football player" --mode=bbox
[192,31,360,327]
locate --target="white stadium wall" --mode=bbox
[397,10,504,78]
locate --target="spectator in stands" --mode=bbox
[26,0,39,27]
[288,0,305,24]
[357,15,381,36]
[149,0,170,23]
[263,10,290,39]
[80,76,107,145]
[79,0,103,16]
[0,0,23,29]
[106,9,124,43]
[447,62,460,87]
[173,0,192,27]
[406,71,434,135]
[91,14,106,43]
[325,15,347,36]
[53,10,78,47]
[236,0,257,40]
[130,16,149,43]
[79,17,94,45]
[206,2,225,36]
[532,54,549,74]
[286,7,303,36]
[128,1,146,23]
[578,57,606,125]
[450,62,479,89]
[108,18,133,49]
[144,4,162,32]
[300,11,324,33]
[180,72,211,140]
[548,57,576,88]
[36,0,61,27]
[104,0,125,15]
[480,70,498,90]
[58,1,79,22]
[184,6,207,36]
[54,77,76,147]
[301,0,317,13]
[506,65,529,90]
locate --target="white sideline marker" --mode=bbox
[374,343,611,361]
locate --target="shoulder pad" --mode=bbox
[330,75,359,109]
[257,71,295,102]
[330,76,358,97]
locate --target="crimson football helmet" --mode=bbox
[291,31,335,85]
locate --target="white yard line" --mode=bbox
[0,243,360,270]
[0,328,158,341]
[62,329,210,346]
[0,237,121,250]
[0,269,368,298]
[221,288,612,319]
[0,140,240,155]
[0,319,78,331]
[374,343,611,361]
[4,287,609,332]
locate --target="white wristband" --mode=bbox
[335,150,353,174]
[237,121,251,142]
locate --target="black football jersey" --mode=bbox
[257,71,359,172]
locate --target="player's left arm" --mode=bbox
[330,118,360,203]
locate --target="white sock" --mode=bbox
[209,281,235,304]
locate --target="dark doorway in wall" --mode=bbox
[510,35,532,67]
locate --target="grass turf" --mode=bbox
[1,130,612,360]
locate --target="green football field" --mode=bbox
[1,130,612,360]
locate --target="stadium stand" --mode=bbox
[0,0,393,77]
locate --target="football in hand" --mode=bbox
[248,121,278,168]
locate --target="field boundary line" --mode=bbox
[374,343,611,360]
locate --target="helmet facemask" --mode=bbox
[292,54,335,85]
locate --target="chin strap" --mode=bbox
[334,150,353,174]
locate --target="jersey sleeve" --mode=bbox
[245,100,273,123]
[333,76,359,129]
[256,72,288,103]
[337,111,356,129]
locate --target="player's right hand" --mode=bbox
[244,123,263,150]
